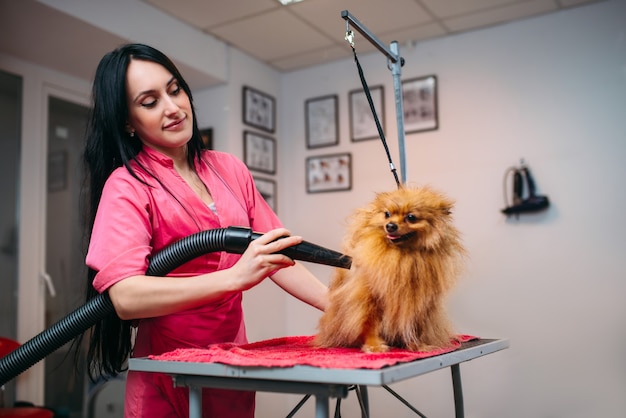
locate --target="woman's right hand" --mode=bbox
[228,228,302,292]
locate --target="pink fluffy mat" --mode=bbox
[149,335,478,370]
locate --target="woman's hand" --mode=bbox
[108,228,305,320]
[228,228,302,292]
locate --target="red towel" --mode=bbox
[149,335,478,369]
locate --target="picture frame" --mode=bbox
[306,153,352,193]
[243,86,275,133]
[244,130,276,175]
[253,177,277,213]
[48,150,67,192]
[401,75,438,133]
[349,85,384,142]
[305,94,339,149]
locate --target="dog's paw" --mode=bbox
[361,334,389,353]
[361,342,390,353]
[361,343,390,353]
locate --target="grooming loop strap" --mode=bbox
[345,28,401,189]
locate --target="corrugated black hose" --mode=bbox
[0,226,351,386]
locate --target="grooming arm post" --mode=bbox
[341,10,407,183]
[390,41,407,184]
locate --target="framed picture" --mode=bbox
[253,177,277,213]
[48,150,67,192]
[200,128,213,149]
[305,94,338,149]
[402,75,438,133]
[349,85,384,142]
[306,153,352,193]
[244,130,276,175]
[243,86,275,133]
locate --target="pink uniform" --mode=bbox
[86,146,282,417]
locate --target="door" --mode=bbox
[44,96,90,417]
[0,69,22,408]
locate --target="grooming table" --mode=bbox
[129,337,508,418]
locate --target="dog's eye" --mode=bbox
[384,211,391,218]
[406,214,419,223]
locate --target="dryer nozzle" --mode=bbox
[223,226,352,269]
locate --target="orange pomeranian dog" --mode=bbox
[315,185,466,353]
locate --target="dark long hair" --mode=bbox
[78,43,205,380]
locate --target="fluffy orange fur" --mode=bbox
[315,185,466,353]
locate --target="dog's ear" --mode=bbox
[437,194,455,216]
[438,202,453,216]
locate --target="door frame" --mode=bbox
[2,52,91,404]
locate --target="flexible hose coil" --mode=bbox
[0,227,352,386]
[0,228,233,386]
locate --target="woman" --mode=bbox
[81,43,328,417]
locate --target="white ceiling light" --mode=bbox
[276,0,305,5]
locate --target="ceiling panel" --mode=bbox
[443,0,558,32]
[420,0,528,18]
[210,8,335,62]
[0,0,607,85]
[289,0,433,41]
[270,45,350,71]
[143,0,279,29]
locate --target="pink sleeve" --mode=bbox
[86,170,153,293]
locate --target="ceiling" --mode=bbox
[142,0,603,71]
[0,0,604,89]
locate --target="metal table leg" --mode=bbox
[451,364,464,418]
[315,394,329,418]
[356,386,369,418]
[188,385,202,418]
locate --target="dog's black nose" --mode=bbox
[385,223,398,233]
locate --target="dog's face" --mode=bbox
[367,186,454,250]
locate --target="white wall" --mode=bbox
[256,0,626,417]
